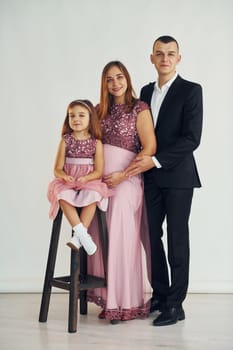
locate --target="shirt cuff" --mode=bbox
[152,156,162,168]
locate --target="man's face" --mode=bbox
[150,40,181,78]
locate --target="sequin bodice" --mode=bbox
[101,100,149,153]
[64,134,97,158]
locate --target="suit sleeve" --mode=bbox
[140,86,148,103]
[156,84,203,170]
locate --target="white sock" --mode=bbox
[72,222,97,256]
[73,222,87,235]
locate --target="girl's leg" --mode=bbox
[59,199,97,255]
[80,203,97,229]
[59,199,81,227]
[76,203,97,255]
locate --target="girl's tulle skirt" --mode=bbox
[47,158,113,219]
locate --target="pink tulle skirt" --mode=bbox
[87,144,151,321]
[47,158,113,219]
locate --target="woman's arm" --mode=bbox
[123,109,157,176]
[136,109,157,157]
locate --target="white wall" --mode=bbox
[0,0,232,293]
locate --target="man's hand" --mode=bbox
[125,155,155,177]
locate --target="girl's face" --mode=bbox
[106,66,128,104]
[68,105,90,134]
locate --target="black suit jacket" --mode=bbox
[140,75,202,188]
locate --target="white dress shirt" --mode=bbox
[151,73,178,168]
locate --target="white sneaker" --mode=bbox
[66,235,82,250]
[77,231,97,256]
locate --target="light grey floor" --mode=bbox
[0,293,232,350]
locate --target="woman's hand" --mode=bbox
[104,171,126,188]
[125,155,155,177]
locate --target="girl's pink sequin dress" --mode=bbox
[87,100,152,321]
[47,134,112,220]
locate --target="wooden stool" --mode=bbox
[39,208,108,332]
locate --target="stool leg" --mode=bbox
[68,249,79,333]
[79,248,87,315]
[39,209,63,323]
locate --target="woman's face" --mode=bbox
[106,66,128,104]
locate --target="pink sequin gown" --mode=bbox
[47,134,112,220]
[88,100,152,321]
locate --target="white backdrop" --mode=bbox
[0,0,232,293]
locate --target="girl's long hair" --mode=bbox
[62,99,102,139]
[97,61,137,120]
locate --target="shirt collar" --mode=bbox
[155,73,178,92]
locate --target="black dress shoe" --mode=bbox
[153,306,185,326]
[110,319,119,325]
[150,298,165,313]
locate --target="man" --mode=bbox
[127,36,203,326]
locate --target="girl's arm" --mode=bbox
[54,139,74,182]
[77,139,104,183]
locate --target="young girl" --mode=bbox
[47,99,112,255]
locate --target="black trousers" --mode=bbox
[144,175,194,307]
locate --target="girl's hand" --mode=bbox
[104,172,126,188]
[77,176,88,184]
[63,175,75,183]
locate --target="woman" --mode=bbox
[88,61,156,324]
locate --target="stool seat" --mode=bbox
[39,207,108,332]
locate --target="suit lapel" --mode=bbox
[156,75,182,129]
[146,83,155,106]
